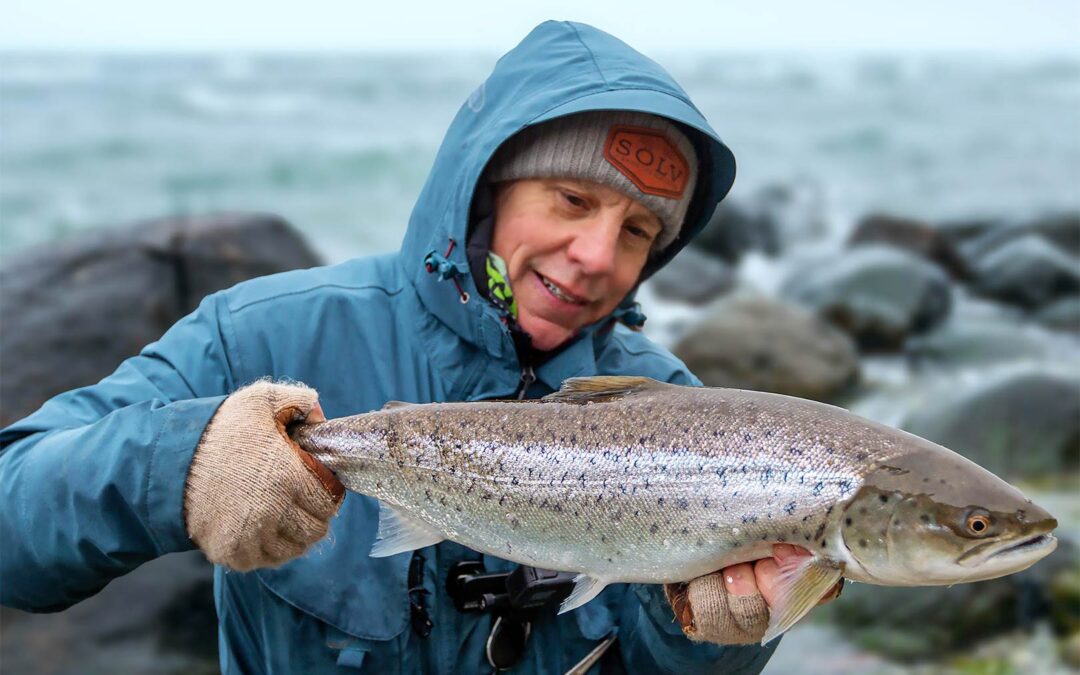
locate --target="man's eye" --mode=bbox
[625,225,654,241]
[561,191,587,208]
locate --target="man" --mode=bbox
[1,22,833,672]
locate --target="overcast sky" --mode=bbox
[3,0,1078,53]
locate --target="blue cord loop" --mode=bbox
[424,239,470,303]
[612,299,647,329]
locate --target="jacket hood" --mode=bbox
[400,20,736,360]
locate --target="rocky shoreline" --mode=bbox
[2,205,1077,674]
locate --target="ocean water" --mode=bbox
[2,51,1079,261]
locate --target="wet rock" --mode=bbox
[962,212,1080,261]
[1033,297,1080,333]
[902,370,1080,479]
[647,247,736,305]
[968,235,1080,310]
[848,213,970,280]
[0,551,217,675]
[691,200,780,263]
[672,296,859,401]
[823,536,1079,662]
[934,217,1005,246]
[905,319,1053,368]
[0,212,321,427]
[781,246,953,351]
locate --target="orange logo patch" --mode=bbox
[603,125,689,199]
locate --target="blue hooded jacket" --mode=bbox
[0,21,776,673]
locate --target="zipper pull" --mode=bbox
[516,365,536,400]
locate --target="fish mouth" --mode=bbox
[989,533,1057,560]
[958,532,1058,566]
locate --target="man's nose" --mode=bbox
[566,214,619,276]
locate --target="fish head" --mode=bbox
[838,439,1058,586]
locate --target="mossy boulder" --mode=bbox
[902,370,1080,479]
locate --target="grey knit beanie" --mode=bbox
[486,111,698,251]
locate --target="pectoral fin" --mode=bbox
[760,556,844,645]
[369,501,444,557]
[557,574,608,614]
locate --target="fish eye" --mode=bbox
[965,510,992,536]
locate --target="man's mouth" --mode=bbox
[536,272,587,306]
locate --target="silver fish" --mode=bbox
[291,376,1058,644]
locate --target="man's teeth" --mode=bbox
[540,275,584,304]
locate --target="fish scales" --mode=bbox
[301,384,904,580]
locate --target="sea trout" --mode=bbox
[291,376,1058,643]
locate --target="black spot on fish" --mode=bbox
[696,538,704,547]
[939,479,947,485]
[681,527,690,535]
[595,495,603,504]
[650,524,660,534]
[657,497,665,506]
[879,494,888,503]
[703,498,710,508]
[676,498,689,510]
[424,489,433,502]
[600,535,607,543]
[820,541,826,548]
[859,539,868,548]
[855,452,868,461]
[845,518,853,527]
[804,534,811,541]
[826,506,834,516]
[788,447,803,455]
[920,514,930,523]
[814,523,826,541]
[802,515,811,522]
[511,477,519,485]
[744,433,753,442]
[784,502,797,515]
[455,505,462,512]
[859,507,867,515]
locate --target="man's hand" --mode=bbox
[664,544,843,645]
[183,381,345,571]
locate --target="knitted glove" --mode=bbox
[664,557,845,645]
[664,575,770,645]
[183,381,345,571]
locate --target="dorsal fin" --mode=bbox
[381,400,416,410]
[542,376,665,405]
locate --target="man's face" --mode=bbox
[489,178,663,351]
